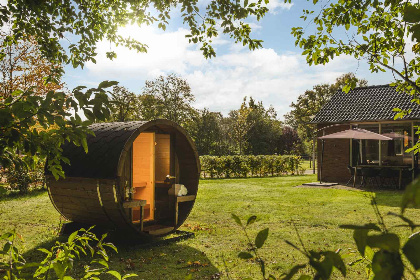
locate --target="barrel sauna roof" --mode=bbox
[61,121,148,179]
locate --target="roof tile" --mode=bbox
[311,85,420,123]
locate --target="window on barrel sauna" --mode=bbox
[132,132,155,222]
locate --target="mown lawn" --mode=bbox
[0,175,419,279]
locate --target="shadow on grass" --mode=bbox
[0,187,47,201]
[21,228,221,280]
[373,190,404,208]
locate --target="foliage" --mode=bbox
[232,182,420,279]
[186,108,230,156]
[0,0,268,68]
[277,126,303,155]
[200,155,302,178]
[284,73,368,156]
[232,214,346,280]
[2,157,45,193]
[0,32,63,98]
[140,74,196,127]
[0,228,136,280]
[0,80,115,179]
[228,98,255,155]
[292,1,420,115]
[231,214,272,279]
[245,97,283,155]
[108,86,138,122]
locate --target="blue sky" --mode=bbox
[63,1,395,119]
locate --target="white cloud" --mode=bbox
[86,25,206,79]
[84,24,360,119]
[266,0,294,14]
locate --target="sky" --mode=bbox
[63,0,396,120]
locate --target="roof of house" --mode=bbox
[311,84,420,124]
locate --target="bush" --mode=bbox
[1,160,45,193]
[200,155,302,179]
[0,227,136,280]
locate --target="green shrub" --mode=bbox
[200,155,302,179]
[0,227,136,280]
[1,159,45,193]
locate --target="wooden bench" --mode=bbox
[123,199,147,231]
[174,195,195,225]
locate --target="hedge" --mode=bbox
[200,155,303,179]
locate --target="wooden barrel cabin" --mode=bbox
[46,120,200,237]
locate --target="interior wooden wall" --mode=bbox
[155,134,171,182]
[132,132,155,221]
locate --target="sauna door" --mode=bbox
[154,134,173,221]
[132,132,155,221]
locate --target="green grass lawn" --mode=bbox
[0,175,419,279]
[300,160,315,172]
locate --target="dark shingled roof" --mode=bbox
[311,85,420,124]
[59,121,147,179]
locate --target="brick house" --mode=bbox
[311,85,420,184]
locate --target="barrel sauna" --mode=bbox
[46,120,200,237]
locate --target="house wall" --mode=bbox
[317,123,351,183]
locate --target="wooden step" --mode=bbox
[143,224,174,235]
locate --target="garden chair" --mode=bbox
[346,165,361,186]
[378,168,399,189]
[360,167,380,188]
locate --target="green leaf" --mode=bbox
[107,270,122,280]
[404,5,420,23]
[53,262,67,279]
[367,233,400,253]
[401,178,420,213]
[298,276,311,280]
[402,232,420,270]
[122,274,138,279]
[246,215,257,226]
[92,258,109,268]
[371,250,403,279]
[238,252,254,259]
[98,80,119,89]
[81,137,88,153]
[231,213,242,227]
[68,230,78,244]
[255,228,269,248]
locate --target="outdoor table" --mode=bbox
[354,165,410,189]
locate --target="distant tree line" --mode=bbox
[107,74,304,156]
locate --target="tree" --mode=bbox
[277,126,303,155]
[284,73,367,163]
[245,97,283,155]
[0,32,63,98]
[186,108,229,155]
[228,98,255,155]
[108,86,137,122]
[292,1,418,102]
[1,0,269,67]
[141,74,197,127]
